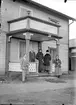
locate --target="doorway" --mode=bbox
[48,47,56,61]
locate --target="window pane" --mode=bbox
[10,39,19,62]
[20,41,26,58]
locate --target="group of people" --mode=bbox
[20,48,62,82]
[36,49,51,73]
[28,49,52,74]
[36,49,62,77]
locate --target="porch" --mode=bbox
[6,14,62,80]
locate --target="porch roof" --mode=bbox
[7,16,62,41]
[7,28,62,41]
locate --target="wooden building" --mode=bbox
[0,0,75,75]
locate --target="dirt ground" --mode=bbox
[0,87,75,105]
[0,71,76,105]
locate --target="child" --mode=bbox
[53,55,61,78]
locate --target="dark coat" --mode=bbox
[29,51,35,62]
[36,52,43,62]
[44,54,51,66]
[36,52,44,71]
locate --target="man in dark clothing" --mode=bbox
[29,50,35,62]
[44,50,51,73]
[36,49,44,72]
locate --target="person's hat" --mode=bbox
[46,50,49,52]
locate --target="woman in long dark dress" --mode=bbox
[36,49,44,72]
[43,50,51,73]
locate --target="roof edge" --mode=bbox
[22,0,76,21]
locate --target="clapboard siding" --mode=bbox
[0,0,69,74]
[59,44,68,73]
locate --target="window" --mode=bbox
[19,41,38,58]
[19,6,33,17]
[19,41,26,58]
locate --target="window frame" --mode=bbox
[19,6,33,17]
[18,40,26,59]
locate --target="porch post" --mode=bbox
[56,27,60,56]
[56,39,60,56]
[21,11,31,82]
[22,32,31,82]
[5,36,12,76]
[50,50,53,74]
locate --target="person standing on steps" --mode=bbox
[36,49,44,73]
[43,50,51,74]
